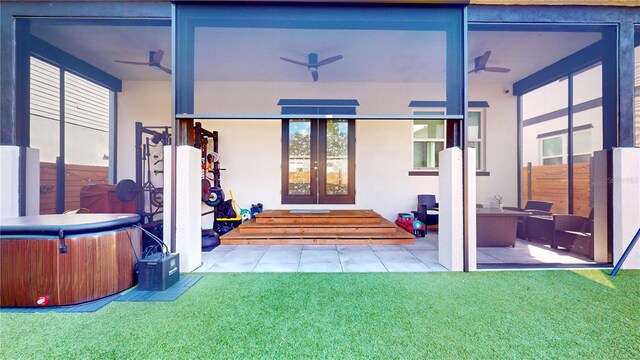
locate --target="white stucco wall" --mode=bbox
[116,79,519,220]
[116,80,172,186]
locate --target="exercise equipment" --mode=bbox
[115,179,142,202]
[135,121,171,223]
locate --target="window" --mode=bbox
[413,111,446,169]
[29,55,114,214]
[541,136,564,165]
[539,130,592,166]
[412,108,485,170]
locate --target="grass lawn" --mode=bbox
[2,270,639,359]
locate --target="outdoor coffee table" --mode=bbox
[476,208,529,247]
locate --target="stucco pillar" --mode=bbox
[612,148,640,269]
[164,145,202,272]
[438,147,463,271]
[0,146,20,219]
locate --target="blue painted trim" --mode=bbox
[30,36,122,92]
[29,18,170,27]
[282,106,356,115]
[409,101,489,108]
[522,97,602,127]
[536,124,593,139]
[278,99,359,106]
[513,40,603,96]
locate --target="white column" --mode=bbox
[164,145,202,272]
[592,150,609,263]
[438,147,463,271]
[25,148,40,216]
[466,148,477,272]
[0,146,20,219]
[612,148,640,269]
[163,146,172,248]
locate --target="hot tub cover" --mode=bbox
[0,214,141,237]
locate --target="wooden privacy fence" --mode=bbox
[522,162,592,217]
[40,162,109,214]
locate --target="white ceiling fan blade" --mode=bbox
[115,60,151,65]
[280,57,310,67]
[152,50,165,64]
[159,65,172,75]
[316,55,343,67]
[485,67,511,73]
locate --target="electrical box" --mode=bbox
[137,253,180,291]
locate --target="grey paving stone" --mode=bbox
[209,262,259,272]
[337,245,371,251]
[267,245,303,251]
[369,245,406,251]
[300,250,340,263]
[374,250,420,263]
[302,245,337,251]
[383,261,431,272]
[409,250,439,264]
[253,262,299,272]
[338,250,380,263]
[342,262,387,272]
[257,250,301,264]
[297,262,343,272]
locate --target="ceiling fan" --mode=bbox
[469,51,510,74]
[280,53,343,82]
[115,50,171,75]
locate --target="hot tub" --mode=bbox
[0,214,141,307]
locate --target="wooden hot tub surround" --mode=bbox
[0,214,141,307]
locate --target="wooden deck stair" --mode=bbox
[220,209,414,245]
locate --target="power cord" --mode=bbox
[124,228,141,274]
[133,224,170,256]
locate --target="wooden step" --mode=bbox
[238,218,397,234]
[220,227,415,245]
[254,209,381,225]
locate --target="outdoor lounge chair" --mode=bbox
[552,208,594,259]
[504,200,553,240]
[412,194,438,227]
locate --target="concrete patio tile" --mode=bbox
[403,241,437,251]
[383,261,431,272]
[232,245,270,251]
[374,250,420,263]
[253,262,299,272]
[369,245,406,251]
[476,251,505,263]
[337,245,371,251]
[428,263,448,272]
[342,262,387,272]
[300,250,340,263]
[217,249,266,264]
[257,250,301,264]
[209,262,259,272]
[267,245,303,251]
[215,244,237,251]
[302,245,337,251]
[297,262,343,272]
[338,250,380,263]
[409,250,439,264]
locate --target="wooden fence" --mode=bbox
[40,162,109,214]
[522,162,592,217]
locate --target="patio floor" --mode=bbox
[196,236,446,272]
[195,233,594,272]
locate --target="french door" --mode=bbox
[282,119,355,204]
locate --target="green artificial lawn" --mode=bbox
[2,271,639,359]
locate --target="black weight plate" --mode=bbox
[201,179,211,202]
[204,187,225,207]
[150,188,163,208]
[115,179,140,202]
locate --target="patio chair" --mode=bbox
[552,208,594,259]
[412,194,438,227]
[504,200,553,239]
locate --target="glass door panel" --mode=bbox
[287,120,314,197]
[324,120,348,196]
[29,57,60,214]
